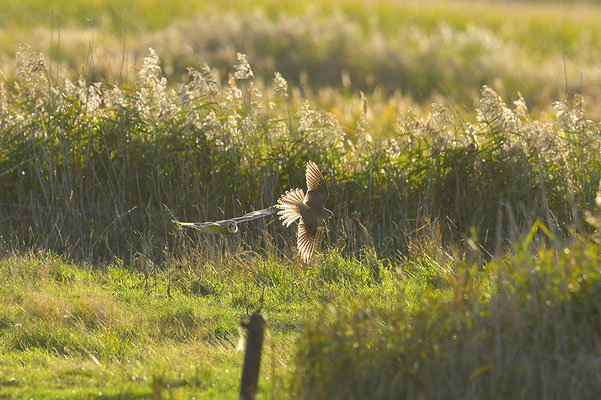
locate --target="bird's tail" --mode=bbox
[276,188,304,227]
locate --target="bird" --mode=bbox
[174,206,277,235]
[276,161,332,262]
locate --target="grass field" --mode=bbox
[2,0,601,398]
[3,228,601,398]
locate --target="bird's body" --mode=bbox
[276,161,332,262]
[175,206,277,235]
[175,162,331,262]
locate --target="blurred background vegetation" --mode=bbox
[2,0,601,115]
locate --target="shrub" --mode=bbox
[294,232,601,399]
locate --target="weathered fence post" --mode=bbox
[239,311,266,400]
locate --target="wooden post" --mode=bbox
[239,312,266,400]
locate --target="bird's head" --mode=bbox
[225,220,239,234]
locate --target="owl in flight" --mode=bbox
[174,206,277,235]
[276,161,332,262]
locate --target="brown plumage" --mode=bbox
[276,161,332,262]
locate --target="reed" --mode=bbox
[0,47,599,263]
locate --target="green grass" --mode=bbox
[295,229,601,399]
[0,249,405,398]
[2,226,601,397]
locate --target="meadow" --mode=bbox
[2,0,601,398]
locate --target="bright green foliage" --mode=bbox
[0,249,403,398]
[3,231,601,397]
[295,233,601,399]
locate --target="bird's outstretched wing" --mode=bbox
[232,206,278,224]
[276,189,305,227]
[174,206,277,235]
[297,221,318,263]
[173,220,235,235]
[304,161,328,209]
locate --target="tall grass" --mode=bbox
[2,3,601,397]
[0,46,600,262]
[295,224,601,399]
